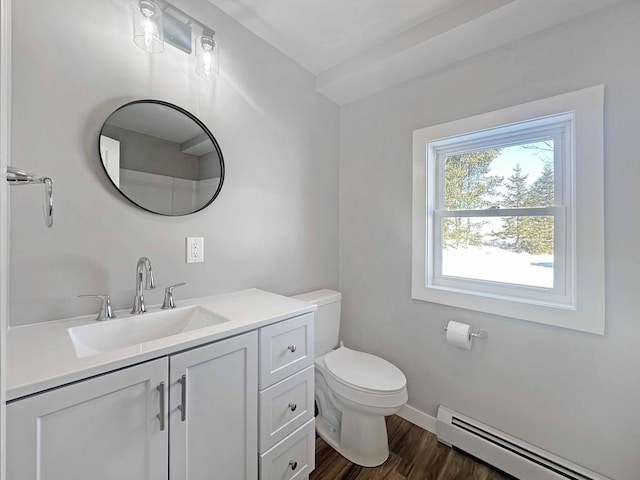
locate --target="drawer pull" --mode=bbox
[156,382,165,431]
[287,344,297,353]
[289,460,298,471]
[288,402,297,412]
[178,374,187,422]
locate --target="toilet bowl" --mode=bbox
[315,346,408,466]
[291,290,408,467]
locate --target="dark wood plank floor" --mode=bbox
[310,415,514,480]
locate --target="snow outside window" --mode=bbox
[411,86,605,334]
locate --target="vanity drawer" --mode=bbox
[259,419,315,480]
[259,313,314,389]
[259,365,314,451]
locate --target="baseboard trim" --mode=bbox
[397,404,437,435]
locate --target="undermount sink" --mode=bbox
[68,306,230,358]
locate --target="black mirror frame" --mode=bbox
[98,99,225,216]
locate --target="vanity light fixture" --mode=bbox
[131,0,164,53]
[195,30,219,80]
[130,0,219,80]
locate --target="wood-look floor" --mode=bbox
[310,415,514,480]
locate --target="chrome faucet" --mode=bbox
[131,257,156,314]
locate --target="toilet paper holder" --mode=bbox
[444,325,489,339]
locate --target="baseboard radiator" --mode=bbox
[436,406,610,480]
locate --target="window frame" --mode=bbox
[430,115,572,305]
[411,86,605,334]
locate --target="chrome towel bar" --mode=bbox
[6,166,53,228]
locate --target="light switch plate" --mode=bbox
[186,237,204,263]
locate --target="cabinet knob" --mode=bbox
[288,402,297,412]
[287,344,297,353]
[288,460,298,471]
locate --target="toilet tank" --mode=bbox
[291,289,342,357]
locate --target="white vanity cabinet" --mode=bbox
[7,331,258,480]
[258,313,315,480]
[7,357,170,480]
[169,331,258,480]
[5,289,316,480]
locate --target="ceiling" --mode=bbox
[207,0,623,105]
[106,103,215,155]
[207,0,469,75]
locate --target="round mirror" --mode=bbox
[99,100,224,216]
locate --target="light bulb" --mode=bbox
[143,17,156,51]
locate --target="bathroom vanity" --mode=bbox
[5,289,315,480]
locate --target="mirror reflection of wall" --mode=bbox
[99,101,224,215]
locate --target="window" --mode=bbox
[432,114,572,305]
[412,86,605,334]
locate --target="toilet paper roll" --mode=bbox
[446,321,472,350]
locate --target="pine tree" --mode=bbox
[500,164,530,252]
[525,163,554,254]
[443,149,502,248]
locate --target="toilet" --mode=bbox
[291,289,408,467]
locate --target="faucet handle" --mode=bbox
[146,268,156,290]
[79,294,117,321]
[162,283,186,310]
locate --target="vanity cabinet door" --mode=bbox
[6,357,169,480]
[169,331,258,480]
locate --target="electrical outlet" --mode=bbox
[186,237,204,263]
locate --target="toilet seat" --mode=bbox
[318,347,408,410]
[324,347,406,394]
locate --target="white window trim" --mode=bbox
[412,85,605,334]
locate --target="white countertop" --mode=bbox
[6,288,315,401]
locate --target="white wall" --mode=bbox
[339,2,640,479]
[8,0,339,326]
